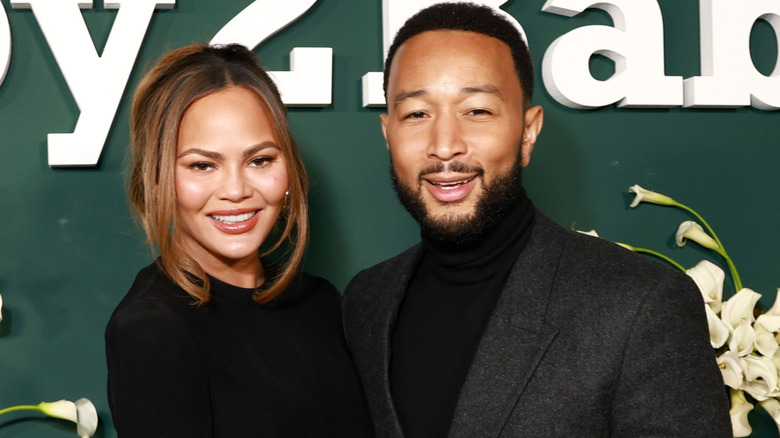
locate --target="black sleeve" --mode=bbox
[106,298,212,438]
[611,275,732,437]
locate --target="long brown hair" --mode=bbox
[128,44,309,304]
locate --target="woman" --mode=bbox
[105,44,374,437]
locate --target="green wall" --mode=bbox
[0,0,777,436]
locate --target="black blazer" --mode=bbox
[343,212,731,437]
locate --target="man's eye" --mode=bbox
[405,111,427,119]
[469,109,492,116]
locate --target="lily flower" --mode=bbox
[676,221,719,250]
[729,389,754,437]
[718,350,744,389]
[576,229,599,237]
[686,260,725,313]
[721,288,762,333]
[741,355,779,401]
[0,398,98,438]
[730,323,757,357]
[75,398,98,437]
[767,288,780,316]
[628,185,677,208]
[758,398,780,436]
[704,304,729,348]
[755,314,780,357]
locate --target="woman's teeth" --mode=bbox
[210,211,257,224]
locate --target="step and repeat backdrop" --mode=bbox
[1,0,778,436]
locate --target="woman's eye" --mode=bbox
[250,156,273,167]
[189,162,213,171]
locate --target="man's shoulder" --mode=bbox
[347,245,421,290]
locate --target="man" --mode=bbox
[343,3,731,438]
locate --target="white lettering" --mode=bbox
[541,0,682,109]
[0,3,10,87]
[684,0,780,109]
[361,0,520,107]
[10,0,175,167]
[211,0,331,107]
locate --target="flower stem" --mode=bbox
[675,202,743,291]
[629,247,687,272]
[0,405,41,416]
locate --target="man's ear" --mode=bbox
[520,105,543,167]
[379,114,389,150]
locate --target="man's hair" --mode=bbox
[128,43,309,305]
[383,2,534,104]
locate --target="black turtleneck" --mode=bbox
[390,193,536,438]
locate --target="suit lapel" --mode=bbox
[362,245,422,438]
[449,214,566,438]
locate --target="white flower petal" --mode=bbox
[37,400,77,422]
[768,289,780,316]
[722,288,762,332]
[729,389,754,437]
[628,184,676,208]
[0,292,3,323]
[675,221,719,250]
[731,323,757,357]
[741,355,779,400]
[75,398,98,438]
[576,229,599,237]
[718,351,744,389]
[759,398,780,435]
[705,304,729,348]
[686,260,725,313]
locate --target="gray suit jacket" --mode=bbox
[343,212,731,437]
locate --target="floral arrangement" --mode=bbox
[0,292,99,437]
[604,185,780,437]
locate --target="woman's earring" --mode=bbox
[278,190,290,222]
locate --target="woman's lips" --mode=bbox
[208,209,260,234]
[423,174,478,203]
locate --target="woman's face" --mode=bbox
[174,86,288,277]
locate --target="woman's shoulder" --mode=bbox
[271,270,341,309]
[106,262,198,345]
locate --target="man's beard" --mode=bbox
[390,156,525,247]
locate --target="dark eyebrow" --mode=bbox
[392,89,428,109]
[391,84,504,109]
[243,141,280,159]
[461,84,503,99]
[177,141,280,160]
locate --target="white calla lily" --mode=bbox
[759,398,780,435]
[676,221,719,250]
[75,398,98,438]
[718,350,744,389]
[38,400,78,422]
[731,323,757,357]
[576,229,599,237]
[767,289,780,316]
[741,355,779,401]
[755,315,780,357]
[722,288,762,333]
[729,389,754,438]
[0,398,98,437]
[686,260,725,313]
[627,185,677,208]
[704,304,729,348]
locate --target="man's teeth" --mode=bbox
[432,176,475,189]
[211,211,257,224]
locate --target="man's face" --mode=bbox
[381,30,543,242]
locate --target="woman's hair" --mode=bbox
[128,43,309,304]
